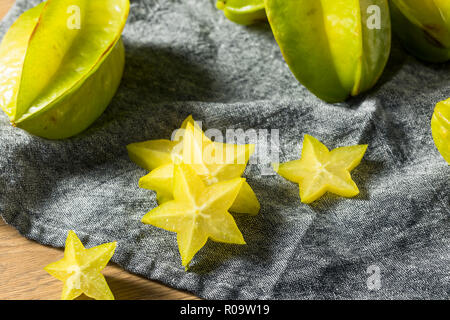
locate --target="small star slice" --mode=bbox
[273,134,367,204]
[142,164,246,268]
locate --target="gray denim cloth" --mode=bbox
[1,0,449,300]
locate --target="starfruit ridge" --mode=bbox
[216,0,267,25]
[264,0,391,102]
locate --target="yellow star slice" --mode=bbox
[129,115,260,215]
[44,231,117,300]
[142,164,246,268]
[431,98,450,164]
[273,135,368,204]
[139,163,175,204]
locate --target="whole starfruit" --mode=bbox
[431,98,450,164]
[390,0,450,63]
[216,0,266,25]
[265,0,391,103]
[0,0,130,139]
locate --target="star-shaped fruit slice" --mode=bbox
[44,231,117,300]
[142,164,246,268]
[216,0,266,26]
[273,134,368,204]
[127,116,260,215]
[431,98,450,164]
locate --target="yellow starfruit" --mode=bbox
[273,134,368,204]
[0,0,130,139]
[431,98,450,164]
[44,230,117,300]
[127,116,260,215]
[216,0,266,25]
[264,0,391,102]
[142,164,246,268]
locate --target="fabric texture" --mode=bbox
[1,0,449,299]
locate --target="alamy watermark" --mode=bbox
[170,121,280,176]
[366,264,382,291]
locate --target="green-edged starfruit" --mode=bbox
[265,0,391,103]
[431,98,450,164]
[0,0,130,139]
[216,0,266,25]
[390,0,450,63]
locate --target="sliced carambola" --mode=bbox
[216,0,266,25]
[273,135,368,203]
[0,0,130,139]
[431,98,450,164]
[264,0,391,102]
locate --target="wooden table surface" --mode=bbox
[0,0,198,300]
